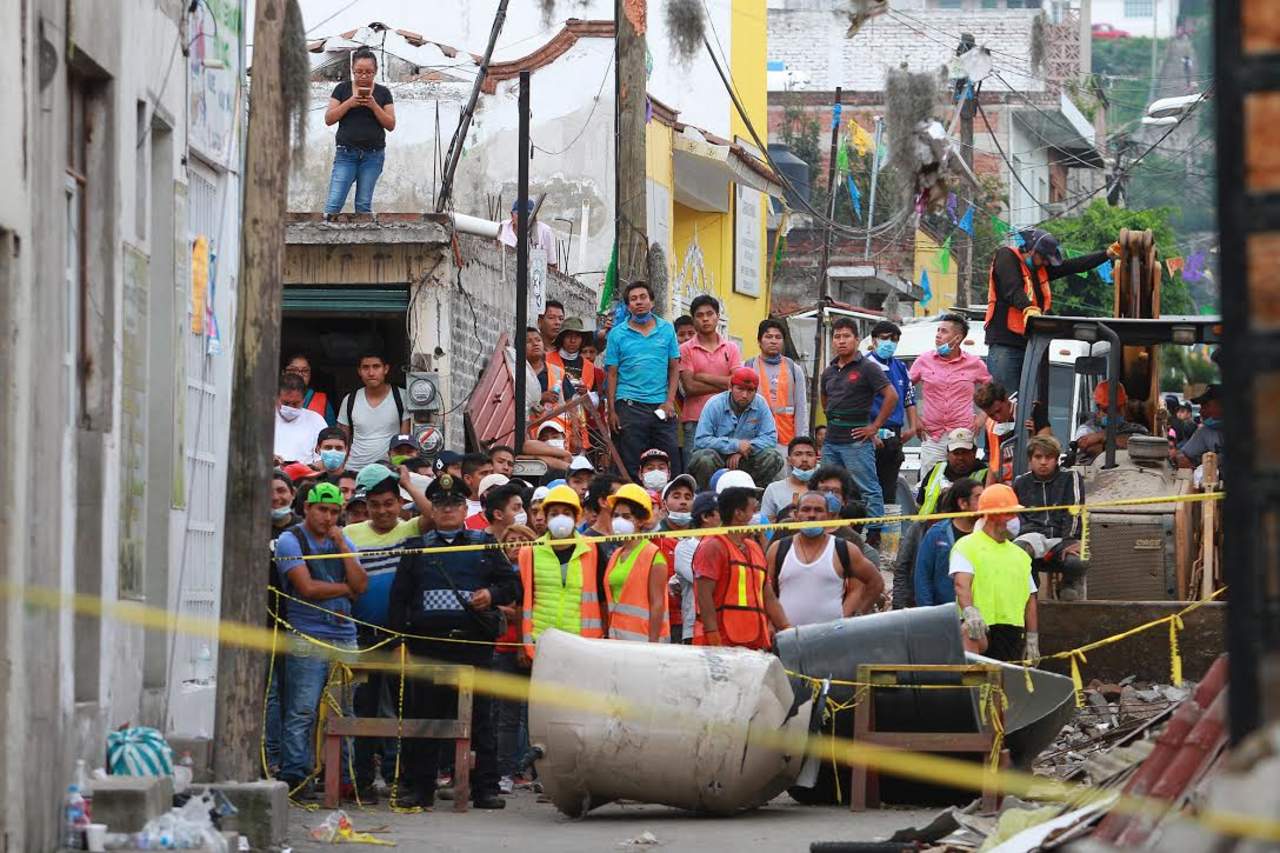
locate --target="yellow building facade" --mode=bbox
[912,229,960,318]
[644,0,778,352]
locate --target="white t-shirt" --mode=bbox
[498,219,556,253]
[338,387,406,470]
[274,407,328,464]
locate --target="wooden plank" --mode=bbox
[1201,453,1219,599]
[859,732,994,751]
[326,718,470,739]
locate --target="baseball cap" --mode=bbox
[530,485,551,504]
[691,491,719,522]
[1020,227,1064,266]
[435,450,464,472]
[348,488,369,505]
[477,472,510,497]
[282,461,314,483]
[511,198,536,213]
[715,469,759,494]
[662,473,697,502]
[1191,384,1221,405]
[388,433,416,451]
[568,455,595,473]
[356,463,397,492]
[946,428,977,452]
[730,366,759,388]
[306,482,344,505]
[638,448,670,466]
[537,420,567,435]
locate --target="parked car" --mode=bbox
[1092,22,1131,40]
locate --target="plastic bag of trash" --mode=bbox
[132,793,227,851]
[308,810,395,845]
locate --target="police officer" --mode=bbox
[386,473,516,810]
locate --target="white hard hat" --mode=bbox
[715,469,759,494]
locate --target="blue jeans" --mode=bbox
[821,439,884,533]
[324,146,385,214]
[264,654,286,773]
[986,343,1026,396]
[280,633,356,784]
[491,653,528,778]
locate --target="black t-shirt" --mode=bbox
[820,353,889,443]
[330,81,394,150]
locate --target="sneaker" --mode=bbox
[395,788,434,810]
[436,772,453,788]
[473,794,507,810]
[499,776,515,795]
[512,775,534,790]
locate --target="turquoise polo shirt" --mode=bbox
[603,316,680,404]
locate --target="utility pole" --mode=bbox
[435,0,510,213]
[213,0,290,781]
[810,87,842,430]
[615,0,649,288]
[514,71,531,454]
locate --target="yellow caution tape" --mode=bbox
[6,580,1274,842]
[275,491,1226,562]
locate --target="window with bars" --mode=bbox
[1124,0,1154,17]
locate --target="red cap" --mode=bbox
[730,366,759,388]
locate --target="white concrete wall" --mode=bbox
[1092,0,1179,39]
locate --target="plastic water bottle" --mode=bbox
[64,785,87,850]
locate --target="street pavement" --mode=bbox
[286,790,938,851]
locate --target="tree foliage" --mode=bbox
[1044,199,1193,316]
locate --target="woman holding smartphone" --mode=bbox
[323,47,396,215]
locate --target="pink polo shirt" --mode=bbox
[908,350,991,439]
[679,334,742,423]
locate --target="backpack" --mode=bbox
[344,386,405,442]
[770,535,854,594]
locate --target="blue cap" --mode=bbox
[546,478,567,489]
[511,198,535,213]
[708,468,729,492]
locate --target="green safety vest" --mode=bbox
[920,462,990,516]
[523,539,603,651]
[952,529,1032,628]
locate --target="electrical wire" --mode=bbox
[531,54,613,157]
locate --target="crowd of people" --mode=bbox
[266,257,1222,810]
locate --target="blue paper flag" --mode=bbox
[1014,230,1026,248]
[1097,261,1113,283]
[920,268,933,306]
[1183,250,1206,282]
[957,206,974,237]
[846,176,863,223]
[946,192,958,221]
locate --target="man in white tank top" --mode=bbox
[765,491,884,627]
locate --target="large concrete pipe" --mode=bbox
[528,629,812,816]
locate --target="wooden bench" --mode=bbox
[850,663,1010,813]
[324,662,475,812]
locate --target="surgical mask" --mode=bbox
[631,310,653,323]
[559,348,577,361]
[824,494,843,514]
[875,339,898,360]
[320,449,346,472]
[278,405,301,422]
[792,467,816,482]
[762,353,782,365]
[992,421,1016,437]
[436,527,463,539]
[612,517,637,536]
[642,469,669,490]
[800,526,825,538]
[547,514,576,539]
[1202,417,1222,429]
[271,507,292,523]
[937,342,954,358]
[666,511,692,525]
[1005,517,1021,537]
[547,438,566,449]
[390,454,412,467]
[512,511,528,526]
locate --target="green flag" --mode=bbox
[940,235,952,274]
[773,232,786,271]
[599,241,618,313]
[991,216,1010,237]
[836,142,849,176]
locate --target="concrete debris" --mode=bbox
[619,830,662,846]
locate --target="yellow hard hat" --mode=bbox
[606,482,653,519]
[541,484,582,518]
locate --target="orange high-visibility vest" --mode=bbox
[986,419,1015,484]
[694,535,770,650]
[755,359,796,445]
[603,542,670,642]
[519,538,604,659]
[984,246,1051,338]
[530,360,573,440]
[547,350,597,392]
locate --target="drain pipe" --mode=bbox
[449,212,500,239]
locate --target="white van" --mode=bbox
[882,316,1101,482]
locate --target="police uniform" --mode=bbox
[386,474,516,809]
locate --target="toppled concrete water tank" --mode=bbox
[528,629,812,816]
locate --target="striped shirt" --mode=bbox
[344,517,423,628]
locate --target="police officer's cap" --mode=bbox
[425,473,470,503]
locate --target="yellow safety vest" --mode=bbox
[520,537,603,657]
[951,529,1032,628]
[919,462,989,516]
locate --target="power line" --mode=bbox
[531,54,613,157]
